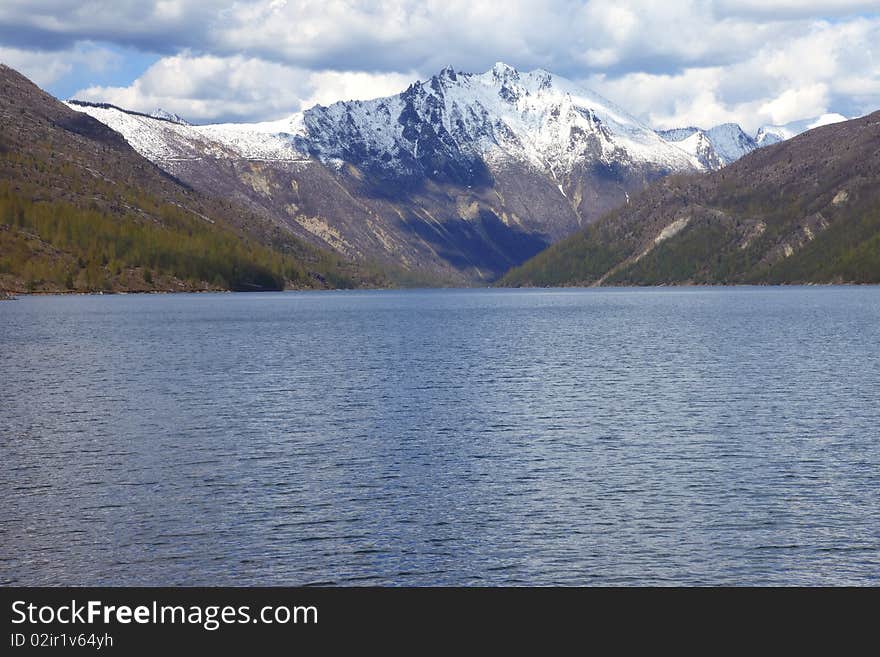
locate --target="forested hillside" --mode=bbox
[0,64,384,294]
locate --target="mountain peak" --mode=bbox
[490,61,520,79]
[707,122,746,134]
[151,108,190,125]
[659,122,757,170]
[438,65,458,81]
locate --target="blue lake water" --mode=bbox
[1,287,879,585]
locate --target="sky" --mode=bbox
[1,1,878,133]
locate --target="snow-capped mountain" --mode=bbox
[755,113,847,146]
[62,63,793,282]
[300,63,701,182]
[71,63,702,179]
[658,123,758,170]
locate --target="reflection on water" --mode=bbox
[1,287,879,585]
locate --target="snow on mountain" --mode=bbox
[661,114,850,166]
[301,63,703,181]
[68,67,844,186]
[755,113,847,146]
[65,63,804,282]
[657,127,701,142]
[658,123,757,170]
[705,124,759,164]
[66,101,307,163]
[657,127,723,170]
[68,63,703,181]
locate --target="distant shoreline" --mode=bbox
[496,281,880,289]
[5,282,880,299]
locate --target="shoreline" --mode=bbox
[495,280,880,289]
[5,282,880,299]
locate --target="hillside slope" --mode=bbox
[501,111,880,286]
[0,64,381,294]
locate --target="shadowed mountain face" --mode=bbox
[68,63,706,283]
[501,111,880,286]
[0,64,376,294]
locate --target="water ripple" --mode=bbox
[1,287,879,585]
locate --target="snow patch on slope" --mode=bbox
[66,102,309,162]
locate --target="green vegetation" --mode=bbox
[505,197,880,287]
[500,221,628,286]
[0,181,308,292]
[761,204,880,284]
[607,218,758,285]
[0,138,395,294]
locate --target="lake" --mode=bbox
[1,287,879,585]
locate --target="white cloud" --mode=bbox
[0,44,120,87]
[2,1,879,128]
[71,53,416,123]
[586,17,880,132]
[299,70,416,108]
[758,85,830,126]
[715,0,880,19]
[0,0,225,52]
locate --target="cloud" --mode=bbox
[298,69,418,108]
[585,16,880,132]
[0,0,224,52]
[715,0,880,19]
[71,53,416,123]
[2,1,879,128]
[758,85,830,126]
[6,1,867,75]
[0,43,120,87]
